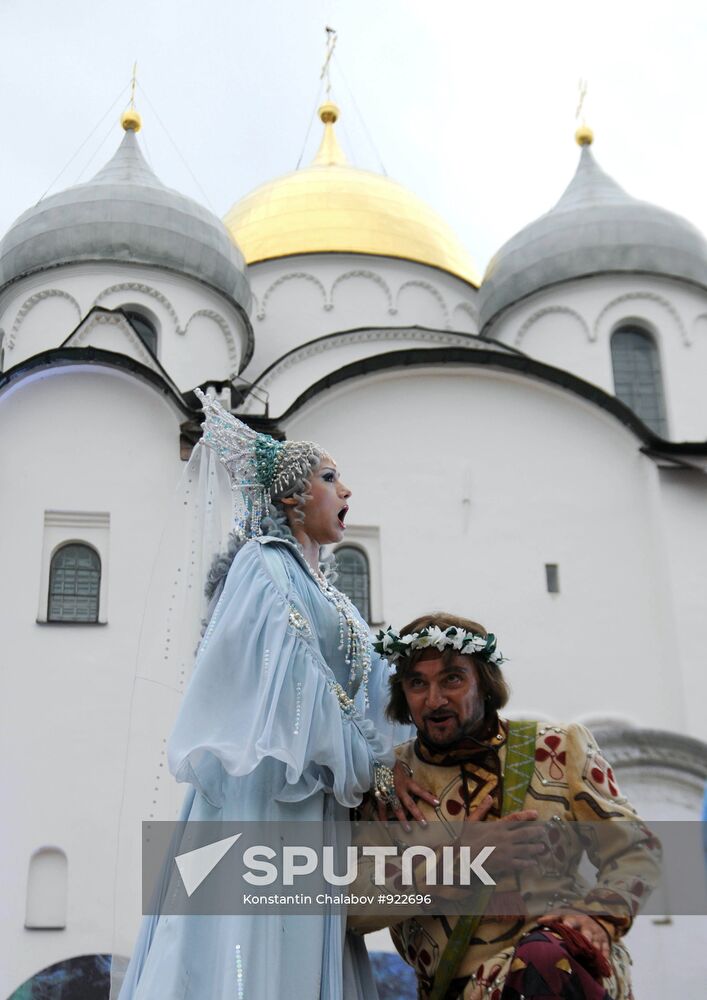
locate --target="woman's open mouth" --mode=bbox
[337,505,349,528]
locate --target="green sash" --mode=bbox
[428,720,537,1000]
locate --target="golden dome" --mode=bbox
[223,104,480,286]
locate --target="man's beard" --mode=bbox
[421,705,486,749]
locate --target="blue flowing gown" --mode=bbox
[119,536,399,999]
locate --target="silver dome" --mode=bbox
[0,128,251,310]
[479,144,707,330]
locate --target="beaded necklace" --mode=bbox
[301,555,372,707]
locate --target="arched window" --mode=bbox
[12,955,112,996]
[123,309,158,354]
[25,847,67,929]
[336,546,371,623]
[611,326,667,435]
[48,543,100,623]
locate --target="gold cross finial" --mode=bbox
[130,61,138,109]
[574,78,593,146]
[576,78,588,123]
[320,26,337,99]
[121,61,142,132]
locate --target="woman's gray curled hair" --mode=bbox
[270,445,322,515]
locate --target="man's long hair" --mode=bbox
[385,612,510,726]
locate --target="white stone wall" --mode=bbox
[3,263,706,995]
[3,356,706,995]
[243,253,480,381]
[0,261,251,390]
[238,326,483,417]
[284,365,705,739]
[654,467,707,738]
[485,273,707,441]
[0,365,185,993]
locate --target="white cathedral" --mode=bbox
[1,101,706,998]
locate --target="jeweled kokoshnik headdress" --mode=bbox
[373,625,507,668]
[195,388,323,537]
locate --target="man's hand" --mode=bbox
[537,909,612,959]
[458,798,545,875]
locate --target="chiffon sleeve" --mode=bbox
[167,539,391,809]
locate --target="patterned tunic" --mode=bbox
[351,720,660,1000]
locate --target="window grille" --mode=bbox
[48,543,100,623]
[123,310,158,354]
[611,326,667,436]
[545,563,560,594]
[336,546,371,622]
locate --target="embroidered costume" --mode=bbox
[351,720,660,1000]
[119,536,399,998]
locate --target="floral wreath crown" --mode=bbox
[372,624,507,667]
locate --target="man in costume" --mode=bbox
[350,612,660,1000]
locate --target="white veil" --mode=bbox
[109,435,233,995]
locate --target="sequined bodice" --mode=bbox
[262,539,372,704]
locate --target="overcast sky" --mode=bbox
[2,0,707,275]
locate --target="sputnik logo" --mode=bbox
[175,833,243,897]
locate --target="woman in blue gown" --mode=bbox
[118,391,414,999]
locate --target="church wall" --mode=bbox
[284,366,699,738]
[487,273,707,441]
[238,327,482,417]
[244,253,479,379]
[0,367,184,993]
[653,467,707,739]
[0,262,250,390]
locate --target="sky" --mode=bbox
[2,0,707,275]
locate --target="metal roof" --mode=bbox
[0,128,251,310]
[479,144,707,330]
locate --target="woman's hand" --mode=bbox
[376,759,440,828]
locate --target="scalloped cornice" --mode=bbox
[329,269,395,314]
[7,288,82,352]
[256,272,327,321]
[239,326,482,414]
[184,308,238,370]
[515,305,591,347]
[593,291,689,346]
[94,282,181,332]
[396,279,450,329]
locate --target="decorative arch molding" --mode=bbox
[592,724,707,782]
[256,272,327,320]
[691,312,707,340]
[68,312,159,370]
[8,289,82,350]
[239,327,480,413]
[395,279,451,329]
[94,282,181,333]
[451,301,479,329]
[184,308,239,369]
[330,269,396,315]
[514,305,591,347]
[593,292,689,346]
